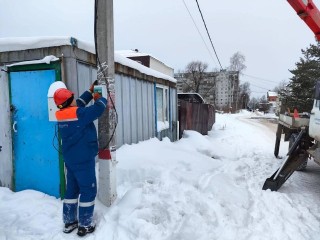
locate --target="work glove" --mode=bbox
[89,80,99,93]
[93,92,102,101]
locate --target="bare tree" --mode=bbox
[259,95,271,113]
[238,82,251,109]
[229,52,246,74]
[239,82,251,96]
[273,79,288,93]
[183,61,208,93]
[248,97,259,110]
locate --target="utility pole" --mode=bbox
[96,0,117,206]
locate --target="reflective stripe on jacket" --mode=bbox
[56,107,78,122]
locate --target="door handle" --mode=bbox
[310,112,315,115]
[12,121,17,133]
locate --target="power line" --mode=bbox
[181,0,218,68]
[249,82,272,91]
[242,73,284,91]
[195,0,223,70]
[251,91,269,94]
[245,78,277,88]
[243,73,281,84]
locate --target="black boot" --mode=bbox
[63,221,78,233]
[77,225,96,237]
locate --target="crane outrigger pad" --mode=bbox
[262,151,308,191]
[263,129,307,191]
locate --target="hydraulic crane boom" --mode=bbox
[287,0,320,41]
[263,1,320,192]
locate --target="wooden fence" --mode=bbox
[178,100,215,139]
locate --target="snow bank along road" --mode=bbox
[1,111,320,240]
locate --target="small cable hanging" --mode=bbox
[195,0,224,70]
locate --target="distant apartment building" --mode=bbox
[175,70,240,112]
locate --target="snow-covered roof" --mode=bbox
[116,49,173,70]
[7,55,59,67]
[115,53,176,83]
[0,36,176,83]
[116,50,150,58]
[267,91,277,97]
[0,36,95,53]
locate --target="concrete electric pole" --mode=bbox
[95,0,117,207]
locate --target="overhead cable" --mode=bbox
[249,82,272,91]
[181,0,218,68]
[195,0,223,70]
[243,73,280,83]
[251,91,269,94]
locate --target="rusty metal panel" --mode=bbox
[178,101,215,138]
[208,105,215,131]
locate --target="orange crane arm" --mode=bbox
[287,0,320,41]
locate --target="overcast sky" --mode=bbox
[0,0,319,97]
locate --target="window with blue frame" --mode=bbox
[156,85,169,132]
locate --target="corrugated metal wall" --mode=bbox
[178,101,215,138]
[0,66,12,188]
[115,74,155,147]
[76,62,97,96]
[76,62,99,155]
[75,62,177,148]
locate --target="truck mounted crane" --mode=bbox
[262,0,320,191]
[287,0,320,41]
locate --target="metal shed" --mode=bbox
[0,36,178,197]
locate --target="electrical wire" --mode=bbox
[245,78,277,88]
[242,73,287,93]
[243,73,280,84]
[248,82,271,91]
[94,0,118,150]
[194,0,223,70]
[181,0,218,68]
[251,90,270,94]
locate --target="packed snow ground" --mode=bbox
[1,111,320,240]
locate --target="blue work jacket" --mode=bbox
[56,91,107,165]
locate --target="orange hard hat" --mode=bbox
[53,88,74,109]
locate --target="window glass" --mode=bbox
[156,87,163,121]
[165,89,168,120]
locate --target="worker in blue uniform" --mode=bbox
[53,82,107,237]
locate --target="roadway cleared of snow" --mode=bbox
[1,111,320,240]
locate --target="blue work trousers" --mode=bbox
[63,160,97,227]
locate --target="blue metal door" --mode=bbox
[11,70,60,197]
